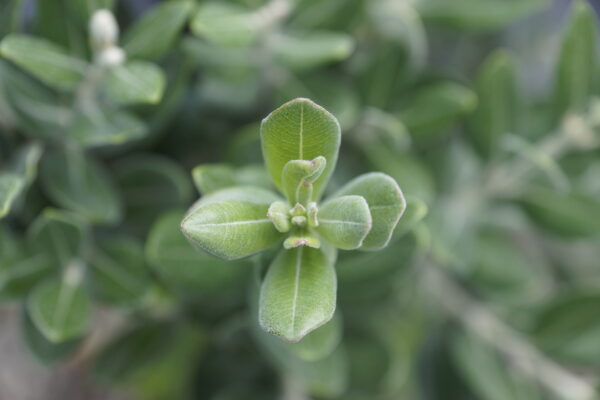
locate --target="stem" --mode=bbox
[421,259,597,400]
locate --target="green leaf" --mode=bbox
[113,154,193,233]
[272,31,354,71]
[533,292,600,365]
[316,195,372,250]
[554,0,598,116]
[519,186,600,237]
[416,0,549,31]
[288,313,342,361]
[192,163,272,195]
[259,247,336,342]
[146,210,247,294]
[190,2,261,47]
[68,108,147,148]
[261,98,341,200]
[22,308,81,364]
[28,272,90,343]
[88,235,149,305]
[123,1,195,60]
[105,61,166,105]
[27,209,86,269]
[468,50,520,159]
[0,174,21,218]
[400,81,477,139]
[181,187,283,260]
[0,142,43,219]
[0,34,87,90]
[281,156,326,204]
[40,148,122,224]
[330,172,405,250]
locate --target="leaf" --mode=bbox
[416,0,549,31]
[68,108,147,148]
[259,247,336,342]
[330,173,405,250]
[105,61,166,105]
[519,186,600,237]
[40,148,122,224]
[113,154,193,233]
[401,81,477,139]
[533,292,600,365]
[468,50,520,159]
[452,332,540,400]
[22,308,81,364]
[272,31,354,71]
[0,34,87,90]
[554,0,598,116]
[316,195,372,250]
[28,272,90,343]
[181,186,283,260]
[261,98,341,200]
[123,1,194,60]
[27,209,86,269]
[146,210,247,294]
[281,156,326,204]
[190,2,261,47]
[0,142,43,219]
[288,313,342,362]
[88,235,149,305]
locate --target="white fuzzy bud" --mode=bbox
[90,9,119,50]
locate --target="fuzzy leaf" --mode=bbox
[123,1,194,60]
[0,34,87,90]
[288,313,342,362]
[259,247,336,342]
[554,0,598,116]
[331,173,405,250]
[28,274,90,343]
[317,195,372,250]
[282,157,326,204]
[261,98,340,200]
[105,61,166,105]
[181,187,283,260]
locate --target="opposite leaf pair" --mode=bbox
[181,98,406,342]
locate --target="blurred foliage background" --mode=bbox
[1,0,600,399]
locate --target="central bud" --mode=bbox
[267,201,320,249]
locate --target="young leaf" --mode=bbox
[105,61,166,105]
[316,195,372,250]
[181,187,283,260]
[28,271,90,343]
[468,50,520,159]
[40,148,122,225]
[259,247,336,342]
[281,156,326,204]
[330,172,405,250]
[0,34,87,90]
[554,0,598,116]
[261,98,341,200]
[147,210,247,294]
[123,1,195,60]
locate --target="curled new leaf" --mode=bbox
[331,172,405,250]
[282,156,326,204]
[181,187,283,260]
[317,195,372,250]
[259,247,336,342]
[261,98,341,200]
